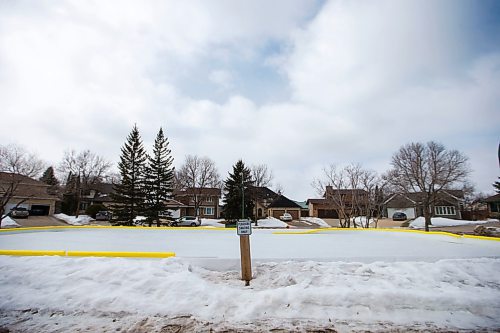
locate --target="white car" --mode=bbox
[170,216,201,227]
[280,213,293,222]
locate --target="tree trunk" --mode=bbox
[424,205,431,232]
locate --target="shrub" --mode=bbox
[85,204,107,218]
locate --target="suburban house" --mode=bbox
[173,187,221,218]
[0,172,58,216]
[484,193,500,218]
[249,186,279,219]
[384,190,464,220]
[267,194,302,220]
[77,182,115,213]
[307,187,369,218]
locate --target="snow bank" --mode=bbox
[1,216,20,228]
[54,213,94,226]
[301,217,330,228]
[351,216,376,227]
[201,218,225,228]
[0,256,498,332]
[410,217,493,229]
[256,217,288,228]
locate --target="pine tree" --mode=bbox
[494,177,500,194]
[145,128,175,227]
[39,166,59,195]
[223,160,254,221]
[112,125,148,225]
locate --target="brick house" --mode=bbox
[0,172,58,216]
[384,190,464,219]
[307,187,369,218]
[173,187,221,218]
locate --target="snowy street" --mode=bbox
[0,228,499,332]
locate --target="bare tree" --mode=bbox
[58,149,112,217]
[176,155,221,217]
[251,164,274,188]
[0,144,46,226]
[313,164,382,228]
[387,141,470,231]
[0,144,45,178]
[312,164,352,228]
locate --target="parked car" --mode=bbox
[280,212,293,222]
[170,216,201,227]
[10,207,29,219]
[392,212,407,221]
[95,211,112,221]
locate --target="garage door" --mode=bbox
[30,205,50,216]
[318,209,338,218]
[387,208,415,219]
[272,210,285,219]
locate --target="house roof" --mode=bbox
[268,195,302,209]
[294,201,309,210]
[163,198,186,208]
[384,190,465,207]
[0,172,58,200]
[484,193,500,203]
[173,187,221,196]
[306,198,329,205]
[249,186,279,201]
[325,187,368,197]
[91,182,115,195]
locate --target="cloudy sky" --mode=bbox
[0,0,499,200]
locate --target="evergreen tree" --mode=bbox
[112,125,148,225]
[39,166,60,195]
[223,160,254,221]
[145,128,175,227]
[494,177,500,194]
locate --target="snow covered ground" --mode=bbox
[1,228,499,331]
[410,216,495,229]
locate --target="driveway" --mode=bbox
[11,216,69,227]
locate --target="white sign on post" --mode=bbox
[237,219,252,236]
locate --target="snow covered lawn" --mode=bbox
[0,228,499,331]
[410,216,496,229]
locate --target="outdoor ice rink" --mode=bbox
[1,227,499,265]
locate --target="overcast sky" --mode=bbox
[0,0,499,200]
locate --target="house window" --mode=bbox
[206,196,213,203]
[435,206,455,216]
[204,207,214,215]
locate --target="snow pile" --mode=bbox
[54,214,94,226]
[301,217,330,228]
[351,216,376,227]
[0,256,499,332]
[410,217,492,229]
[201,218,225,228]
[256,217,288,228]
[1,216,20,228]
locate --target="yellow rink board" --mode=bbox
[0,249,176,258]
[273,227,500,241]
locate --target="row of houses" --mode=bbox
[2,171,500,220]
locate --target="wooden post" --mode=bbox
[239,235,252,286]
